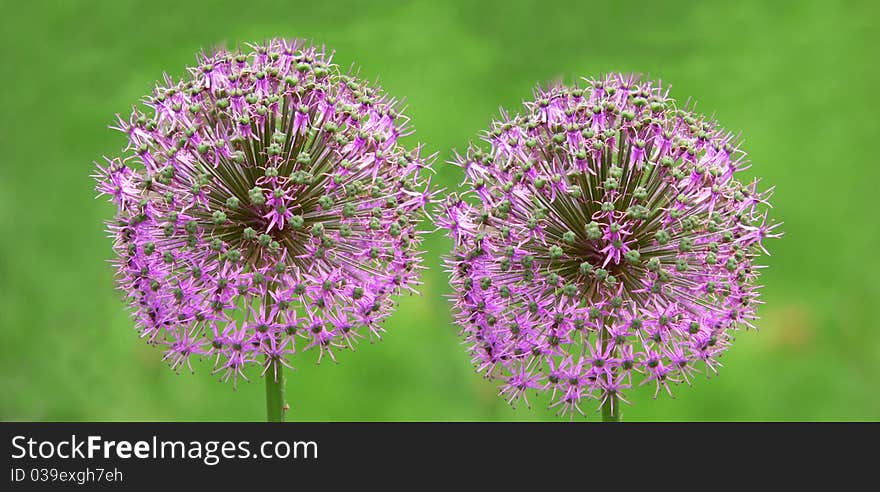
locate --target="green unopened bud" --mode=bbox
[633,186,648,200]
[579,261,593,275]
[317,195,334,209]
[212,210,227,225]
[258,234,272,247]
[585,221,602,240]
[624,250,641,264]
[143,242,155,255]
[562,231,576,244]
[549,245,564,260]
[609,165,623,179]
[655,229,670,245]
[249,187,266,205]
[289,215,304,229]
[226,249,241,263]
[679,237,693,252]
[726,257,738,272]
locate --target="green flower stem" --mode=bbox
[600,324,621,423]
[601,394,620,422]
[265,359,287,422]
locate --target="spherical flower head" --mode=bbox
[94,39,435,388]
[441,73,781,417]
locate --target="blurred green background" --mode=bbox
[1,0,878,421]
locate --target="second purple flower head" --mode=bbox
[440,73,781,418]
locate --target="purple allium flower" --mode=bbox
[440,74,781,418]
[94,39,435,392]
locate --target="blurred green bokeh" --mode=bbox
[1,0,878,421]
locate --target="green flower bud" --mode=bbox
[226,249,241,263]
[212,210,227,225]
[676,259,688,272]
[585,221,602,240]
[624,250,641,264]
[655,229,670,245]
[249,187,266,205]
[579,261,593,275]
[318,195,334,209]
